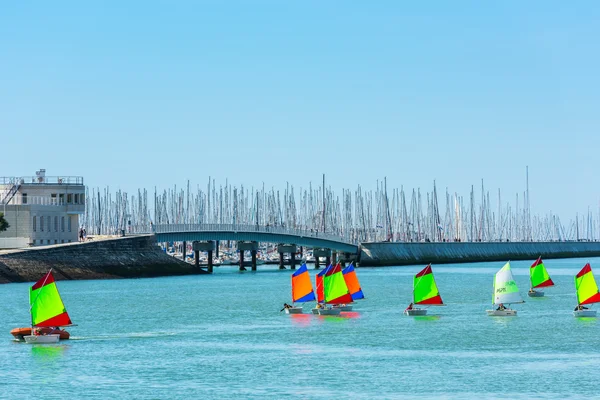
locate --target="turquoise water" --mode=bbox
[2,258,600,399]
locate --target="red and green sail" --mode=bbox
[413,264,444,305]
[30,270,72,327]
[315,264,331,303]
[575,263,600,306]
[530,257,554,289]
[323,263,353,305]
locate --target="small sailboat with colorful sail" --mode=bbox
[318,263,354,316]
[404,264,444,316]
[528,257,554,297]
[573,263,600,317]
[312,264,330,314]
[285,263,316,314]
[486,262,523,316]
[10,269,74,343]
[336,263,365,312]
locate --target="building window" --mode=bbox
[74,194,79,204]
[51,194,57,205]
[54,216,58,232]
[67,193,72,204]
[33,216,37,232]
[22,193,28,204]
[40,216,44,232]
[80,193,85,204]
[59,194,65,205]
[47,216,51,232]
[47,240,50,245]
[54,240,58,244]
[68,216,71,232]
[61,216,65,232]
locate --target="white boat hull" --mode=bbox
[528,290,544,297]
[573,310,597,317]
[404,308,428,316]
[333,305,353,312]
[317,308,341,316]
[24,334,60,344]
[486,309,517,316]
[284,307,303,314]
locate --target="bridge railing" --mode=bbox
[152,223,356,245]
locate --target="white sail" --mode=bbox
[493,262,523,305]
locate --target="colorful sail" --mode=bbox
[342,263,365,300]
[323,263,353,305]
[493,262,523,305]
[413,264,443,305]
[530,257,554,289]
[315,264,331,303]
[29,270,72,327]
[291,263,316,303]
[575,263,600,305]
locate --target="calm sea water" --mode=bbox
[1,257,599,399]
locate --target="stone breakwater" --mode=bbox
[0,235,202,284]
[359,241,600,266]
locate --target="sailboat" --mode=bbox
[10,269,74,343]
[285,263,316,314]
[573,263,600,317]
[528,257,554,297]
[312,264,331,314]
[318,263,354,316]
[337,263,365,311]
[404,264,444,316]
[486,262,524,316]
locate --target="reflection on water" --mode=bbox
[31,344,67,361]
[413,315,441,321]
[289,314,312,327]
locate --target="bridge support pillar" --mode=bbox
[182,241,187,261]
[239,250,246,271]
[208,250,213,274]
[194,250,199,268]
[251,250,257,271]
[314,249,331,269]
[290,252,296,270]
[332,251,337,265]
[193,241,216,274]
[279,252,285,269]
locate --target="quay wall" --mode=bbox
[0,235,202,284]
[359,241,600,266]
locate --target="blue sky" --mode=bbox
[1,1,598,219]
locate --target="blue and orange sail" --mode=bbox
[291,263,316,303]
[30,270,72,327]
[323,263,353,305]
[342,263,365,300]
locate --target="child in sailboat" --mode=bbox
[405,302,414,311]
[574,305,589,311]
[496,303,507,311]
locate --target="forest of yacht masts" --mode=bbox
[81,176,596,243]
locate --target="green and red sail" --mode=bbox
[30,270,72,327]
[575,263,600,306]
[323,263,353,305]
[413,264,444,305]
[530,257,554,289]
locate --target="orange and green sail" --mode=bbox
[291,263,316,303]
[575,263,600,306]
[29,270,72,327]
[315,264,331,303]
[342,263,365,300]
[323,263,353,305]
[413,264,444,305]
[530,257,554,289]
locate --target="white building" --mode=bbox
[0,169,85,249]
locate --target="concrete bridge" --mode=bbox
[151,223,360,272]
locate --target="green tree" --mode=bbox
[0,212,9,232]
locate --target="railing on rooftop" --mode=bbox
[5,195,85,206]
[151,223,357,245]
[0,176,84,185]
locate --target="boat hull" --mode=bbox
[317,308,341,316]
[11,327,70,341]
[573,310,597,317]
[527,290,544,297]
[486,309,517,316]
[284,307,303,314]
[23,334,60,344]
[404,308,428,316]
[333,305,353,312]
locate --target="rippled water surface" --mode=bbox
[2,257,600,399]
